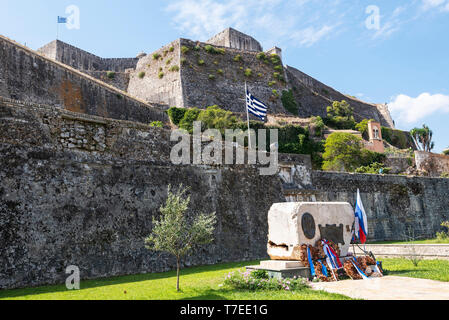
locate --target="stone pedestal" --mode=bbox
[247,260,312,280]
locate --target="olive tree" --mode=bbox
[145,185,216,292]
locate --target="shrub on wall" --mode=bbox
[169,46,175,52]
[324,100,357,130]
[167,107,187,126]
[138,71,146,79]
[217,69,224,75]
[268,81,276,87]
[233,54,242,62]
[179,108,202,133]
[198,59,205,66]
[169,65,180,72]
[311,116,326,137]
[244,68,252,77]
[158,72,164,79]
[153,53,161,60]
[181,46,190,54]
[166,58,173,65]
[270,54,281,65]
[204,45,225,54]
[208,74,216,80]
[281,90,298,115]
[356,119,374,139]
[355,163,391,174]
[274,65,283,72]
[106,71,115,79]
[322,132,363,172]
[382,127,413,149]
[180,58,187,65]
[256,52,266,60]
[149,121,163,128]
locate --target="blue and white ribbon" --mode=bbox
[307,247,315,277]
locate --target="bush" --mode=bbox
[270,54,281,65]
[167,107,187,126]
[106,71,115,79]
[149,121,163,128]
[311,116,325,137]
[441,172,449,178]
[256,52,266,60]
[169,65,180,72]
[355,162,391,174]
[443,149,449,156]
[166,58,173,65]
[222,269,308,292]
[181,46,190,54]
[197,105,238,134]
[436,221,449,241]
[382,127,414,149]
[208,74,216,80]
[272,89,279,97]
[324,116,356,130]
[356,119,374,139]
[268,81,277,87]
[158,72,164,79]
[180,58,187,65]
[233,54,242,62]
[138,71,146,79]
[244,68,252,77]
[152,53,161,60]
[323,132,364,172]
[198,59,205,66]
[169,46,175,52]
[204,45,225,54]
[274,65,283,72]
[281,90,298,115]
[217,69,224,75]
[179,108,202,133]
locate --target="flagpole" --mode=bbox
[245,81,252,149]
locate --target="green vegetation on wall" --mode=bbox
[281,90,298,115]
[167,107,187,126]
[382,127,414,149]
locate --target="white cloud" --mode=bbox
[166,0,344,48]
[389,93,449,124]
[421,0,449,11]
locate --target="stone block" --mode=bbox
[268,202,354,261]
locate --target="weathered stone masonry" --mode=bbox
[0,99,448,289]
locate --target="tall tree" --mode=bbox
[145,185,216,292]
[410,125,435,152]
[322,132,363,172]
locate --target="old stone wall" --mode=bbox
[84,71,131,92]
[0,99,448,290]
[285,171,449,242]
[0,35,167,124]
[38,40,138,72]
[286,66,395,128]
[180,39,287,114]
[128,40,184,108]
[206,28,263,52]
[415,151,449,177]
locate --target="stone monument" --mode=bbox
[248,202,355,279]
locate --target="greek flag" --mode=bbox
[246,88,268,121]
[58,16,67,24]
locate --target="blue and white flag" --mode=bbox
[246,88,268,121]
[58,16,67,24]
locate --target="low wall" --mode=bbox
[351,244,449,260]
[287,171,449,242]
[415,151,449,177]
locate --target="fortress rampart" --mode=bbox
[0,98,447,289]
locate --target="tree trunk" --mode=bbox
[176,258,180,292]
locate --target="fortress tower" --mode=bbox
[206,27,263,52]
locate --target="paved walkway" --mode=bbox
[311,276,449,300]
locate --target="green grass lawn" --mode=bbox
[2,259,448,300]
[0,261,350,301]
[369,238,449,244]
[381,258,449,282]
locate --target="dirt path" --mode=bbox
[311,276,449,300]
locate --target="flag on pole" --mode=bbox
[354,189,368,244]
[246,88,268,121]
[58,16,67,24]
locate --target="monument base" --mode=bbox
[246,260,312,280]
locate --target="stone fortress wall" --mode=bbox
[37,40,139,72]
[0,35,167,124]
[34,28,395,128]
[415,151,449,177]
[0,98,448,289]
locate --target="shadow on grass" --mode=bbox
[0,261,259,300]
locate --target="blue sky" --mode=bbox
[1,0,448,152]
